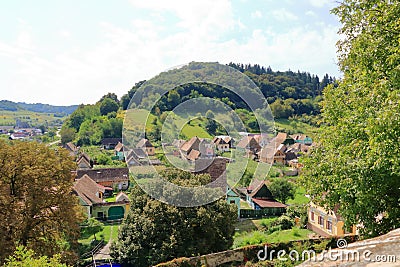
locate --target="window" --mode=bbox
[326,220,332,232]
[310,211,315,221]
[230,200,236,204]
[318,216,324,227]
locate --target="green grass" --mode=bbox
[233,227,312,248]
[274,118,317,135]
[266,228,312,243]
[287,186,309,205]
[79,223,120,245]
[234,219,259,233]
[0,110,67,127]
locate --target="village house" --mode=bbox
[114,142,124,160]
[307,202,357,237]
[236,136,261,158]
[125,148,148,166]
[213,136,233,152]
[76,152,93,170]
[180,136,201,157]
[136,138,155,156]
[291,134,313,145]
[73,174,129,221]
[63,142,79,157]
[258,143,287,164]
[226,185,241,217]
[244,180,287,212]
[101,138,122,150]
[76,167,129,191]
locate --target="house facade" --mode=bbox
[307,202,357,237]
[136,138,155,156]
[226,186,241,217]
[73,174,130,221]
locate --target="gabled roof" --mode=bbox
[126,148,147,159]
[287,143,310,153]
[73,174,104,205]
[101,138,122,145]
[64,142,78,152]
[187,149,201,161]
[114,142,124,152]
[236,136,260,149]
[76,167,129,183]
[180,136,200,152]
[116,191,130,202]
[77,156,91,169]
[77,152,91,163]
[136,138,153,148]
[248,180,274,199]
[275,132,288,145]
[213,137,228,145]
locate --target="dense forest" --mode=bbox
[61,63,336,145]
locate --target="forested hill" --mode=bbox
[0,100,78,115]
[61,63,336,146]
[120,63,337,118]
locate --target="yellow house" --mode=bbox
[307,202,357,237]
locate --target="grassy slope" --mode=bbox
[287,186,309,205]
[274,118,318,136]
[0,110,67,126]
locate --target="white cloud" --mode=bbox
[251,10,262,19]
[305,10,317,17]
[271,8,298,21]
[0,1,341,105]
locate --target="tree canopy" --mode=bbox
[2,246,69,267]
[301,0,400,237]
[269,178,295,204]
[0,140,83,265]
[110,169,238,267]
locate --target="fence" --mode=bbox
[239,208,286,218]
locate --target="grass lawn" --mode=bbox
[233,227,312,248]
[287,186,309,205]
[79,223,120,245]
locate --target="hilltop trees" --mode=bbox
[302,0,400,237]
[61,94,123,145]
[0,140,83,265]
[111,169,238,267]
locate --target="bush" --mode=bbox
[96,154,111,165]
[274,215,294,230]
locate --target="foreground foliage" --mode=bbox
[302,0,400,237]
[111,169,238,267]
[2,246,69,267]
[0,140,83,264]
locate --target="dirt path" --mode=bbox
[94,225,114,260]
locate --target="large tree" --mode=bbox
[0,140,83,264]
[269,179,295,204]
[110,169,238,267]
[301,0,400,237]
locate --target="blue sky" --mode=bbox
[0,0,341,105]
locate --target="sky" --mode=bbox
[0,0,341,106]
